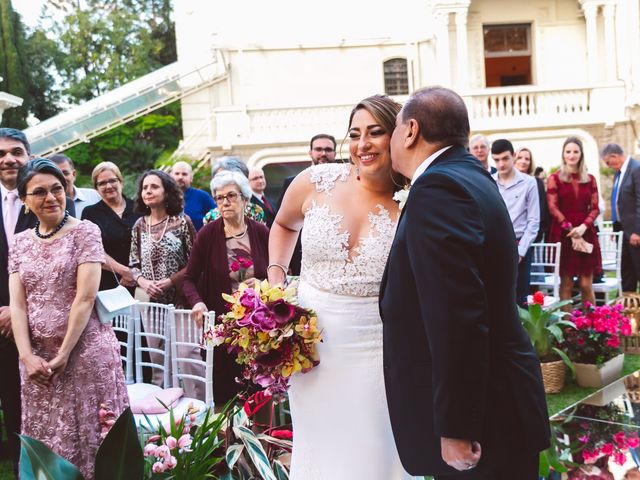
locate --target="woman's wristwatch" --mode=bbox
[131,270,143,286]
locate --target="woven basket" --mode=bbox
[540,360,566,394]
[615,293,640,353]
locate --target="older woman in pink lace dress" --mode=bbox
[9,159,128,479]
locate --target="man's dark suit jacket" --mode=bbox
[617,157,640,238]
[379,146,550,475]
[251,194,276,229]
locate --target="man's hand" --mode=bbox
[630,233,640,248]
[441,437,481,471]
[0,306,11,337]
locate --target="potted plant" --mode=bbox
[558,303,633,388]
[518,291,575,393]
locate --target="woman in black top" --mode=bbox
[81,162,141,291]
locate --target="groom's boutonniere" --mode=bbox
[393,186,410,210]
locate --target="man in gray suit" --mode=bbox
[602,143,640,291]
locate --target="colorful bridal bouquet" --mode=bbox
[558,303,632,365]
[205,280,322,394]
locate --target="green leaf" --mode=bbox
[552,347,575,377]
[226,444,244,470]
[233,425,278,480]
[273,459,290,480]
[95,407,144,480]
[19,434,84,480]
[538,449,550,477]
[547,324,564,343]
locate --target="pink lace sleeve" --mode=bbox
[76,221,106,265]
[546,173,565,224]
[582,175,600,227]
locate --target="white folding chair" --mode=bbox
[594,231,623,305]
[128,302,174,405]
[600,220,614,232]
[171,309,215,410]
[529,242,562,304]
[111,309,135,384]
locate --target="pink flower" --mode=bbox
[578,433,590,443]
[270,429,293,440]
[614,451,627,465]
[607,335,621,348]
[178,434,192,449]
[621,322,632,336]
[239,288,260,309]
[152,462,166,473]
[155,445,171,458]
[582,448,599,463]
[614,431,627,447]
[270,299,297,326]
[165,436,177,449]
[230,261,240,272]
[183,425,190,435]
[627,433,640,448]
[165,455,178,469]
[148,434,161,443]
[143,444,158,457]
[247,305,277,331]
[240,258,253,269]
[601,442,614,455]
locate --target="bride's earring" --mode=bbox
[24,205,30,214]
[356,167,361,181]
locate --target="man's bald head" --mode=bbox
[170,161,193,190]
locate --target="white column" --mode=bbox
[435,10,451,85]
[602,2,617,81]
[455,9,469,90]
[582,2,599,83]
[630,0,640,101]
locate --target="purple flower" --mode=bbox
[270,299,296,326]
[255,374,275,387]
[249,305,277,331]
[239,289,260,309]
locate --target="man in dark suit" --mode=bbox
[249,166,276,228]
[380,87,550,479]
[276,133,337,275]
[0,128,35,476]
[602,143,640,292]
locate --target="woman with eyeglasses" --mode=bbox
[183,170,269,405]
[81,162,141,292]
[9,159,128,479]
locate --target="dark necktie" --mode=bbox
[262,196,273,215]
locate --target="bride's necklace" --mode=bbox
[35,211,70,239]
[147,215,169,243]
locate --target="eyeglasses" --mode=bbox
[96,178,120,188]
[312,147,335,153]
[26,185,65,199]
[214,191,241,203]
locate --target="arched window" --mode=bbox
[384,58,409,96]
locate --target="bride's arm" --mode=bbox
[268,173,311,285]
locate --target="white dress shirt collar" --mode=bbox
[411,145,453,185]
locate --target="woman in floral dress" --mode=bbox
[10,158,128,479]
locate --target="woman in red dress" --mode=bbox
[547,136,601,306]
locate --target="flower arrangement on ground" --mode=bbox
[518,291,574,364]
[559,303,632,366]
[206,280,322,395]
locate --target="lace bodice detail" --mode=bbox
[300,163,397,297]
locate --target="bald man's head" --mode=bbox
[170,161,193,190]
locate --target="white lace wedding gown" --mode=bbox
[288,163,415,480]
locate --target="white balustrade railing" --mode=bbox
[209,84,627,148]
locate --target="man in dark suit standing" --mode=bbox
[380,87,550,479]
[249,166,276,228]
[276,133,336,275]
[602,143,640,292]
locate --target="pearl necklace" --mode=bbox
[35,211,70,239]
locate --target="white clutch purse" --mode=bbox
[95,285,138,325]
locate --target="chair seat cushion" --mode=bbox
[592,277,620,291]
[127,382,162,402]
[130,387,184,414]
[135,396,207,432]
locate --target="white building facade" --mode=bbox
[173,0,640,184]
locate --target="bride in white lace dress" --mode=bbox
[268,95,415,479]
